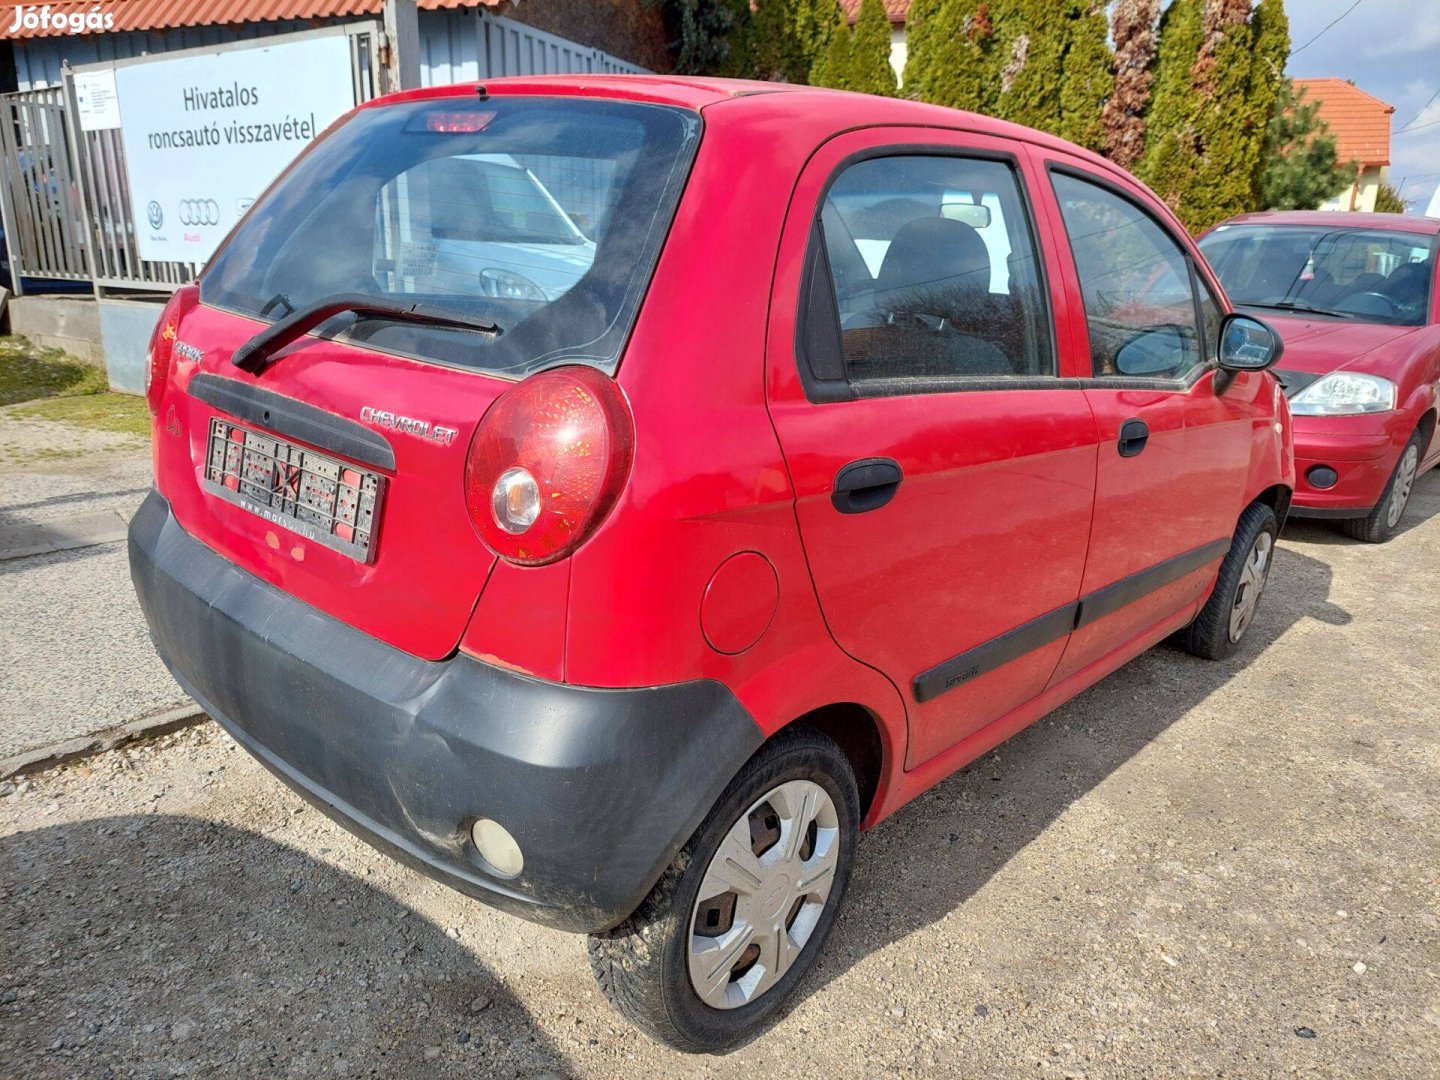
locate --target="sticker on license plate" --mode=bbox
[202,417,385,563]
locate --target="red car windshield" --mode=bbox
[1199,224,1435,327]
[202,97,701,377]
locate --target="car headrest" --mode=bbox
[1383,262,1430,304]
[876,217,991,299]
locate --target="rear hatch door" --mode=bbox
[152,92,700,661]
[161,308,502,661]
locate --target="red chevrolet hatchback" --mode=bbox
[1199,211,1440,542]
[131,77,1292,1051]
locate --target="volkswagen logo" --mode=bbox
[178,198,220,227]
[146,200,163,229]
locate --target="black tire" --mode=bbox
[587,726,859,1053]
[1341,431,1423,544]
[1178,500,1278,661]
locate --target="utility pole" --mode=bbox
[382,0,421,93]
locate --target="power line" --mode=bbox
[1289,0,1367,57]
[1395,89,1440,134]
[1395,116,1440,138]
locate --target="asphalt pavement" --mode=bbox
[0,407,193,765]
[2,472,1437,1077]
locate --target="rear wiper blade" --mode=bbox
[1243,299,1354,319]
[232,293,500,373]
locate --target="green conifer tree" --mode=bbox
[1185,0,1261,228]
[1374,182,1408,214]
[1058,3,1112,152]
[994,0,1064,132]
[1260,83,1355,209]
[1136,0,1204,221]
[809,4,853,89]
[849,0,900,96]
[918,1,999,113]
[792,0,843,83]
[900,0,945,97]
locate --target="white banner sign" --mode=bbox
[115,34,357,263]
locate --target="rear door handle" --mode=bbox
[832,457,903,514]
[1117,418,1150,458]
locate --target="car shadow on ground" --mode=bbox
[1278,469,1440,546]
[0,814,567,1076]
[797,525,1362,1024]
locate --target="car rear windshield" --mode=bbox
[202,97,701,376]
[1198,224,1435,327]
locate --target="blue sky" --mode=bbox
[1284,0,1440,212]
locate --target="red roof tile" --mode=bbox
[0,0,498,39]
[1291,77,1394,169]
[840,0,910,24]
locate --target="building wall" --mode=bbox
[890,27,906,84]
[1319,164,1386,213]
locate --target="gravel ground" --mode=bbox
[0,409,190,759]
[1,473,1437,1078]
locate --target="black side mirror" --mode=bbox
[1218,314,1283,372]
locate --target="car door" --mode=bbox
[1033,157,1262,684]
[764,129,1099,770]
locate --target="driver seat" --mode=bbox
[857,218,1011,377]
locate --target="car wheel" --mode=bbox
[587,726,859,1053]
[1178,500,1278,661]
[1342,431,1423,544]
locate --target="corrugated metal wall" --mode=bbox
[11,9,647,90]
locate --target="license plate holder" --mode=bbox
[202,417,385,563]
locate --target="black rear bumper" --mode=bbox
[128,492,762,932]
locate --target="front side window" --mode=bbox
[1198,224,1434,327]
[202,98,700,376]
[1051,172,1204,380]
[814,154,1053,387]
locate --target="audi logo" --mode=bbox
[178,198,220,227]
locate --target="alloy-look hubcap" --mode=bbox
[1386,445,1419,530]
[1228,530,1273,642]
[687,779,839,1009]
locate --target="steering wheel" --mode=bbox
[1341,291,1401,317]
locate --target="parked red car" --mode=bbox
[130,77,1291,1051]
[1199,211,1439,542]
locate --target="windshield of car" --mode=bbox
[1198,224,1435,327]
[202,98,700,376]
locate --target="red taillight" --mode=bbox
[465,366,633,566]
[145,285,199,415]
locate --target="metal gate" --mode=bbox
[0,24,381,296]
[0,86,90,285]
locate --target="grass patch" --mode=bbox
[0,336,109,405]
[0,335,148,439]
[12,392,150,438]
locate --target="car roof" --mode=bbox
[1213,210,1440,236]
[366,75,1127,182]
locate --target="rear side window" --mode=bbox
[1050,172,1205,380]
[202,99,700,377]
[811,154,1053,389]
